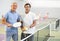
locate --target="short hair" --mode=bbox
[12,2,17,6]
[24,3,31,8]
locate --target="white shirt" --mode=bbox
[22,12,37,34]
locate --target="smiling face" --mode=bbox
[11,2,17,12]
[24,3,31,14]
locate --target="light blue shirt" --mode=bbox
[4,11,21,33]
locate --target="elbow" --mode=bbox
[2,18,6,24]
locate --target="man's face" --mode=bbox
[24,5,31,13]
[11,3,17,11]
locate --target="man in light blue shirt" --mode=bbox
[2,2,21,41]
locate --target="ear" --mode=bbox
[11,5,13,9]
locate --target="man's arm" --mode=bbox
[30,20,36,28]
[17,15,23,28]
[2,17,12,27]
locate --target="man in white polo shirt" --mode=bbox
[21,3,37,41]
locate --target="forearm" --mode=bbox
[30,20,36,28]
[20,21,23,28]
[2,18,12,27]
[30,23,36,27]
[5,22,10,25]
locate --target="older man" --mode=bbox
[2,2,21,41]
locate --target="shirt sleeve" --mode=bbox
[3,13,8,20]
[32,13,37,21]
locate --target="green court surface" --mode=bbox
[48,38,60,41]
[48,29,60,41]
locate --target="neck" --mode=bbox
[25,11,30,14]
[11,9,16,13]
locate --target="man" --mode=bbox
[21,3,37,41]
[2,2,21,41]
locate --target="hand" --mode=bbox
[7,24,12,27]
[30,25,33,28]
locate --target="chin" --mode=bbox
[13,9,16,11]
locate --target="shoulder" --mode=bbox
[30,12,36,16]
[30,12,37,20]
[5,11,11,16]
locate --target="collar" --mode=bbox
[10,10,16,13]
